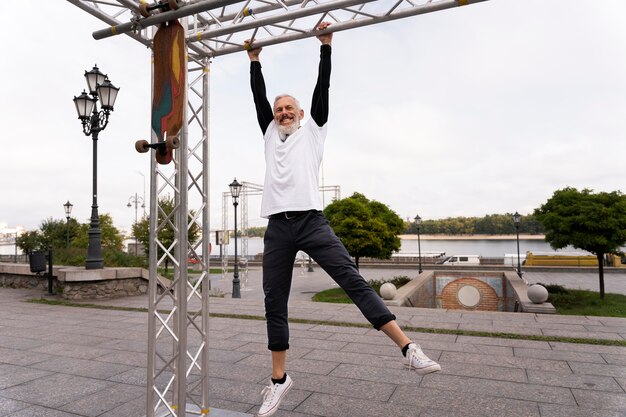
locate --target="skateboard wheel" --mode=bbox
[138,2,151,18]
[168,0,182,10]
[135,139,150,153]
[166,135,180,149]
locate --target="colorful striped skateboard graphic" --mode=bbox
[135,13,186,164]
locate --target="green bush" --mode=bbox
[52,247,86,266]
[47,247,146,268]
[368,276,411,296]
[539,283,568,294]
[104,250,147,268]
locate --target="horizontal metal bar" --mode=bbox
[92,0,243,39]
[191,0,376,41]
[205,0,489,57]
[66,0,152,46]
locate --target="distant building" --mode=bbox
[0,223,25,258]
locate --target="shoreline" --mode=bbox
[399,234,545,241]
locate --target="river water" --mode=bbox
[220,236,591,258]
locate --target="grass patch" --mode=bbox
[312,287,353,303]
[541,284,626,317]
[312,276,411,304]
[25,297,626,347]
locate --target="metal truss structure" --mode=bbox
[66,0,489,416]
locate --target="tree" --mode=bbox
[132,196,201,270]
[15,214,126,267]
[323,192,403,269]
[16,217,81,254]
[16,230,44,254]
[534,187,626,299]
[73,213,124,251]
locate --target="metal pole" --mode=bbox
[515,224,522,278]
[134,193,139,255]
[86,119,104,270]
[417,225,422,274]
[66,217,70,248]
[47,246,54,295]
[232,200,241,298]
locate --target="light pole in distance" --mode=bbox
[229,178,242,298]
[73,65,119,269]
[63,201,73,248]
[414,214,423,274]
[127,193,145,255]
[513,211,522,278]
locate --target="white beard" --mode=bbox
[277,118,301,140]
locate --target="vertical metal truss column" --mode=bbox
[221,192,230,277]
[146,28,212,417]
[240,182,264,258]
[319,185,341,206]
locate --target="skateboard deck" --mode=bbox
[151,19,185,164]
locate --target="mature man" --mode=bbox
[246,22,440,417]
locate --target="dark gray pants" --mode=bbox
[263,210,396,351]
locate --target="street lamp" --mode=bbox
[513,211,522,278]
[414,214,423,274]
[63,201,73,248]
[73,65,119,270]
[127,193,145,255]
[229,178,242,298]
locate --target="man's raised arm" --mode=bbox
[311,22,333,128]
[246,41,274,134]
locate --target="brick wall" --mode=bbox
[439,277,500,311]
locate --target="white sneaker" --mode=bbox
[405,343,441,374]
[256,374,293,417]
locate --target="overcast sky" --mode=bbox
[2,0,625,233]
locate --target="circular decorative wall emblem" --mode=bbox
[457,285,481,308]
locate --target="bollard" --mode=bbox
[47,247,53,295]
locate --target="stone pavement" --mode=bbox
[0,268,625,417]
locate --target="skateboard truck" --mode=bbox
[138,0,183,18]
[135,133,180,163]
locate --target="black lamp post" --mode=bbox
[229,178,242,298]
[513,211,522,278]
[63,201,73,248]
[414,214,423,274]
[73,65,119,270]
[127,193,145,255]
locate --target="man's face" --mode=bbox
[274,96,304,134]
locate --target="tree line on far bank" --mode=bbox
[244,213,544,237]
[403,213,544,235]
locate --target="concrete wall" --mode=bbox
[0,263,149,300]
[384,269,555,314]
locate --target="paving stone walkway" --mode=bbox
[0,269,625,417]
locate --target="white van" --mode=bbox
[443,255,480,265]
[503,253,527,266]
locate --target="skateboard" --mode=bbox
[135,1,186,165]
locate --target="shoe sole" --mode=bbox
[406,363,441,374]
[256,381,293,417]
